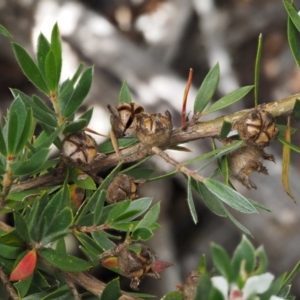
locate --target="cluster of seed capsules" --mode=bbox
[227,109,279,189]
[61,102,174,289]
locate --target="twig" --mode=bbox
[151,146,205,183]
[0,265,19,300]
[63,272,81,300]
[74,224,109,233]
[9,94,299,193]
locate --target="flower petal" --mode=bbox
[242,273,274,299]
[211,276,229,299]
[270,296,285,300]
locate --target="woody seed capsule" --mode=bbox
[106,174,145,204]
[227,144,275,189]
[62,132,98,165]
[236,109,279,148]
[108,102,144,138]
[136,110,173,147]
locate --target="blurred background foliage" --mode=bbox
[0,0,300,298]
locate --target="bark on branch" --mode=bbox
[10,93,299,193]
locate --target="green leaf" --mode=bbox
[100,278,122,300]
[11,89,57,127]
[211,243,233,282]
[186,176,198,224]
[7,95,27,154]
[7,111,18,155]
[36,33,50,79]
[28,192,49,242]
[94,190,106,225]
[132,227,153,241]
[62,66,94,118]
[288,13,300,69]
[223,207,252,235]
[50,23,62,86]
[59,62,84,100]
[123,168,155,180]
[76,162,123,224]
[195,181,226,217]
[281,258,300,290]
[278,136,300,154]
[0,125,7,156]
[118,81,132,103]
[135,202,160,230]
[219,120,232,139]
[0,244,23,259]
[292,99,300,121]
[14,275,33,298]
[15,108,34,154]
[55,238,67,253]
[254,246,268,274]
[45,50,57,92]
[92,231,116,251]
[219,156,229,185]
[194,63,220,113]
[39,248,91,272]
[231,235,255,280]
[76,231,103,265]
[0,24,12,37]
[69,167,96,190]
[204,178,257,213]
[78,107,94,125]
[283,0,300,32]
[11,148,50,176]
[14,211,30,242]
[0,230,24,247]
[63,118,88,134]
[204,86,253,115]
[254,34,263,106]
[12,43,49,94]
[41,208,73,245]
[98,138,138,154]
[106,200,131,224]
[194,273,212,300]
[33,127,63,151]
[161,291,183,300]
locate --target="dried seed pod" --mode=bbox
[182,270,200,300]
[136,110,173,147]
[62,132,98,165]
[108,102,144,137]
[106,174,145,204]
[227,144,275,189]
[236,109,279,148]
[100,243,160,290]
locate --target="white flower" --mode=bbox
[211,273,285,300]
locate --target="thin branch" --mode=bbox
[151,146,205,182]
[10,94,299,193]
[0,265,19,300]
[63,272,81,300]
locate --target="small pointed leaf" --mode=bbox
[62,66,94,118]
[50,23,62,86]
[100,278,122,300]
[45,50,57,92]
[211,243,233,282]
[204,178,257,213]
[292,99,300,121]
[287,13,300,69]
[39,248,91,272]
[186,176,198,224]
[12,43,49,94]
[36,33,50,79]
[219,120,232,139]
[204,86,253,115]
[118,81,132,103]
[0,24,12,37]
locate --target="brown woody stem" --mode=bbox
[0,265,19,300]
[9,94,299,193]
